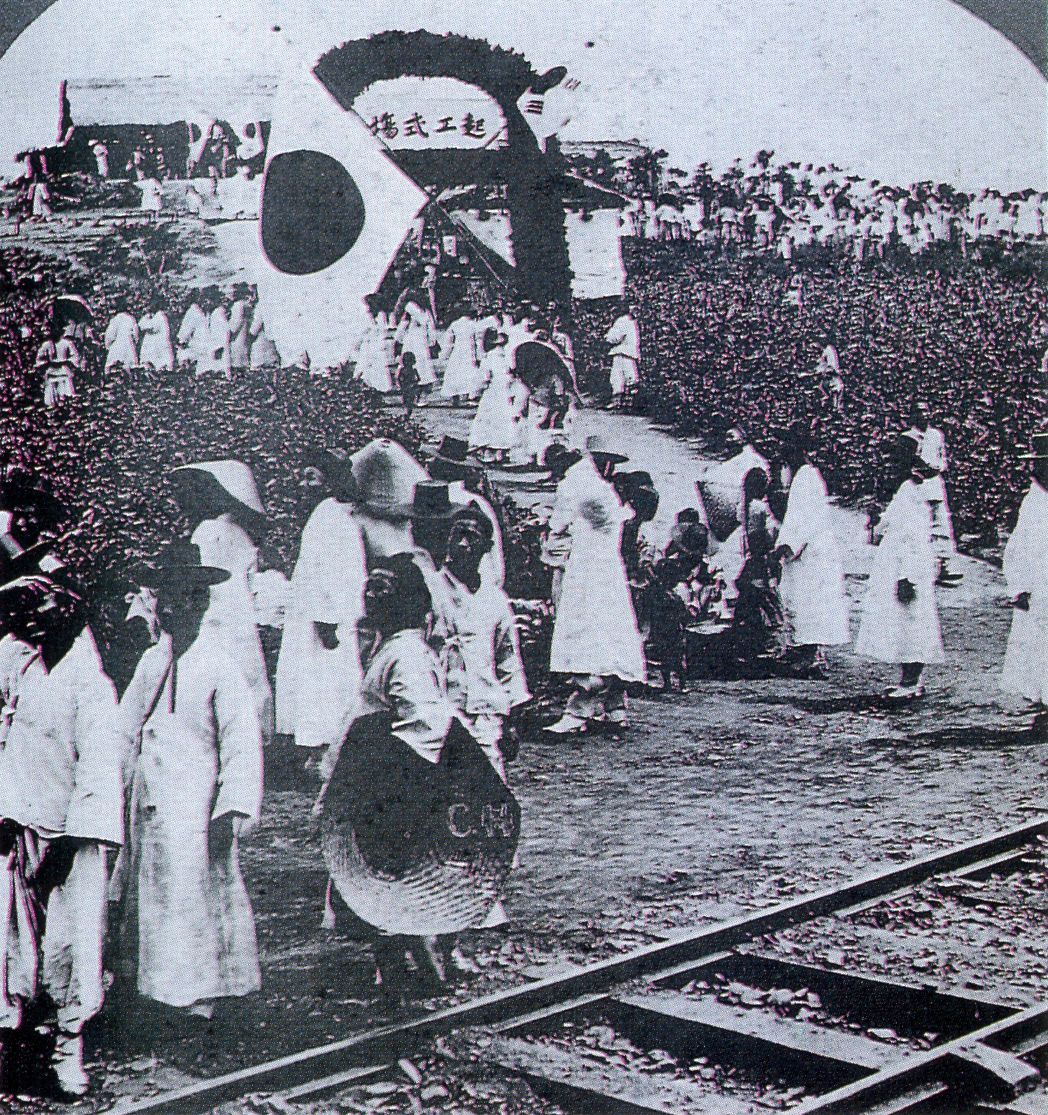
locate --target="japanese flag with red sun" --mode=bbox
[256,66,429,371]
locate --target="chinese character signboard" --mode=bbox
[352,76,507,150]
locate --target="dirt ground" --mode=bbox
[17,398,1031,1112]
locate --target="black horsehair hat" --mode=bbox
[411,481,460,520]
[137,540,230,591]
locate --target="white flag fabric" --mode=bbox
[256,66,429,371]
[515,76,578,152]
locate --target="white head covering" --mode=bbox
[173,459,265,515]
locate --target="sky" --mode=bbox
[0,0,1043,190]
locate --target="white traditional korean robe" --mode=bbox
[855,480,944,664]
[777,464,850,647]
[394,301,436,386]
[275,498,366,750]
[605,313,640,395]
[177,303,210,367]
[329,628,451,773]
[104,312,139,370]
[1001,479,1048,704]
[137,311,174,371]
[548,457,646,682]
[118,631,262,1007]
[227,300,252,371]
[441,316,484,399]
[198,306,231,377]
[249,310,280,370]
[914,425,955,555]
[192,516,274,744]
[438,569,528,774]
[469,359,525,452]
[353,314,394,393]
[0,628,120,1033]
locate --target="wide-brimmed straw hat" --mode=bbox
[351,439,427,522]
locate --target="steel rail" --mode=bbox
[112,814,1048,1115]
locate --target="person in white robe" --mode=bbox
[116,543,262,1018]
[440,312,484,403]
[426,436,505,590]
[248,306,280,372]
[353,310,394,394]
[774,430,850,671]
[0,579,121,1095]
[904,402,960,585]
[198,295,231,378]
[854,441,944,700]
[104,308,139,371]
[137,305,174,372]
[227,287,253,372]
[545,436,646,733]
[137,177,162,217]
[394,298,436,391]
[177,298,211,370]
[37,321,81,407]
[605,308,640,403]
[437,506,529,781]
[275,453,366,758]
[469,333,523,463]
[1000,434,1048,732]
[171,461,285,745]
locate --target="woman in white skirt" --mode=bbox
[774,426,850,674]
[1000,433,1048,736]
[468,331,523,465]
[855,439,943,701]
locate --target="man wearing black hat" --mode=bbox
[1001,433,1048,734]
[116,542,263,1021]
[0,576,121,1096]
[275,451,367,761]
[426,437,505,589]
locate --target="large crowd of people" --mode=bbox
[581,237,1047,548]
[0,147,1045,1100]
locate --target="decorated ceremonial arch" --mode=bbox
[312,30,575,308]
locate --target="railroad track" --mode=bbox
[113,816,1048,1115]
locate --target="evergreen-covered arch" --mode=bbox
[314,30,574,309]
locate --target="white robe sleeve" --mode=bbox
[384,643,450,763]
[65,673,123,844]
[777,467,825,557]
[493,600,530,708]
[210,662,264,824]
[1003,489,1042,597]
